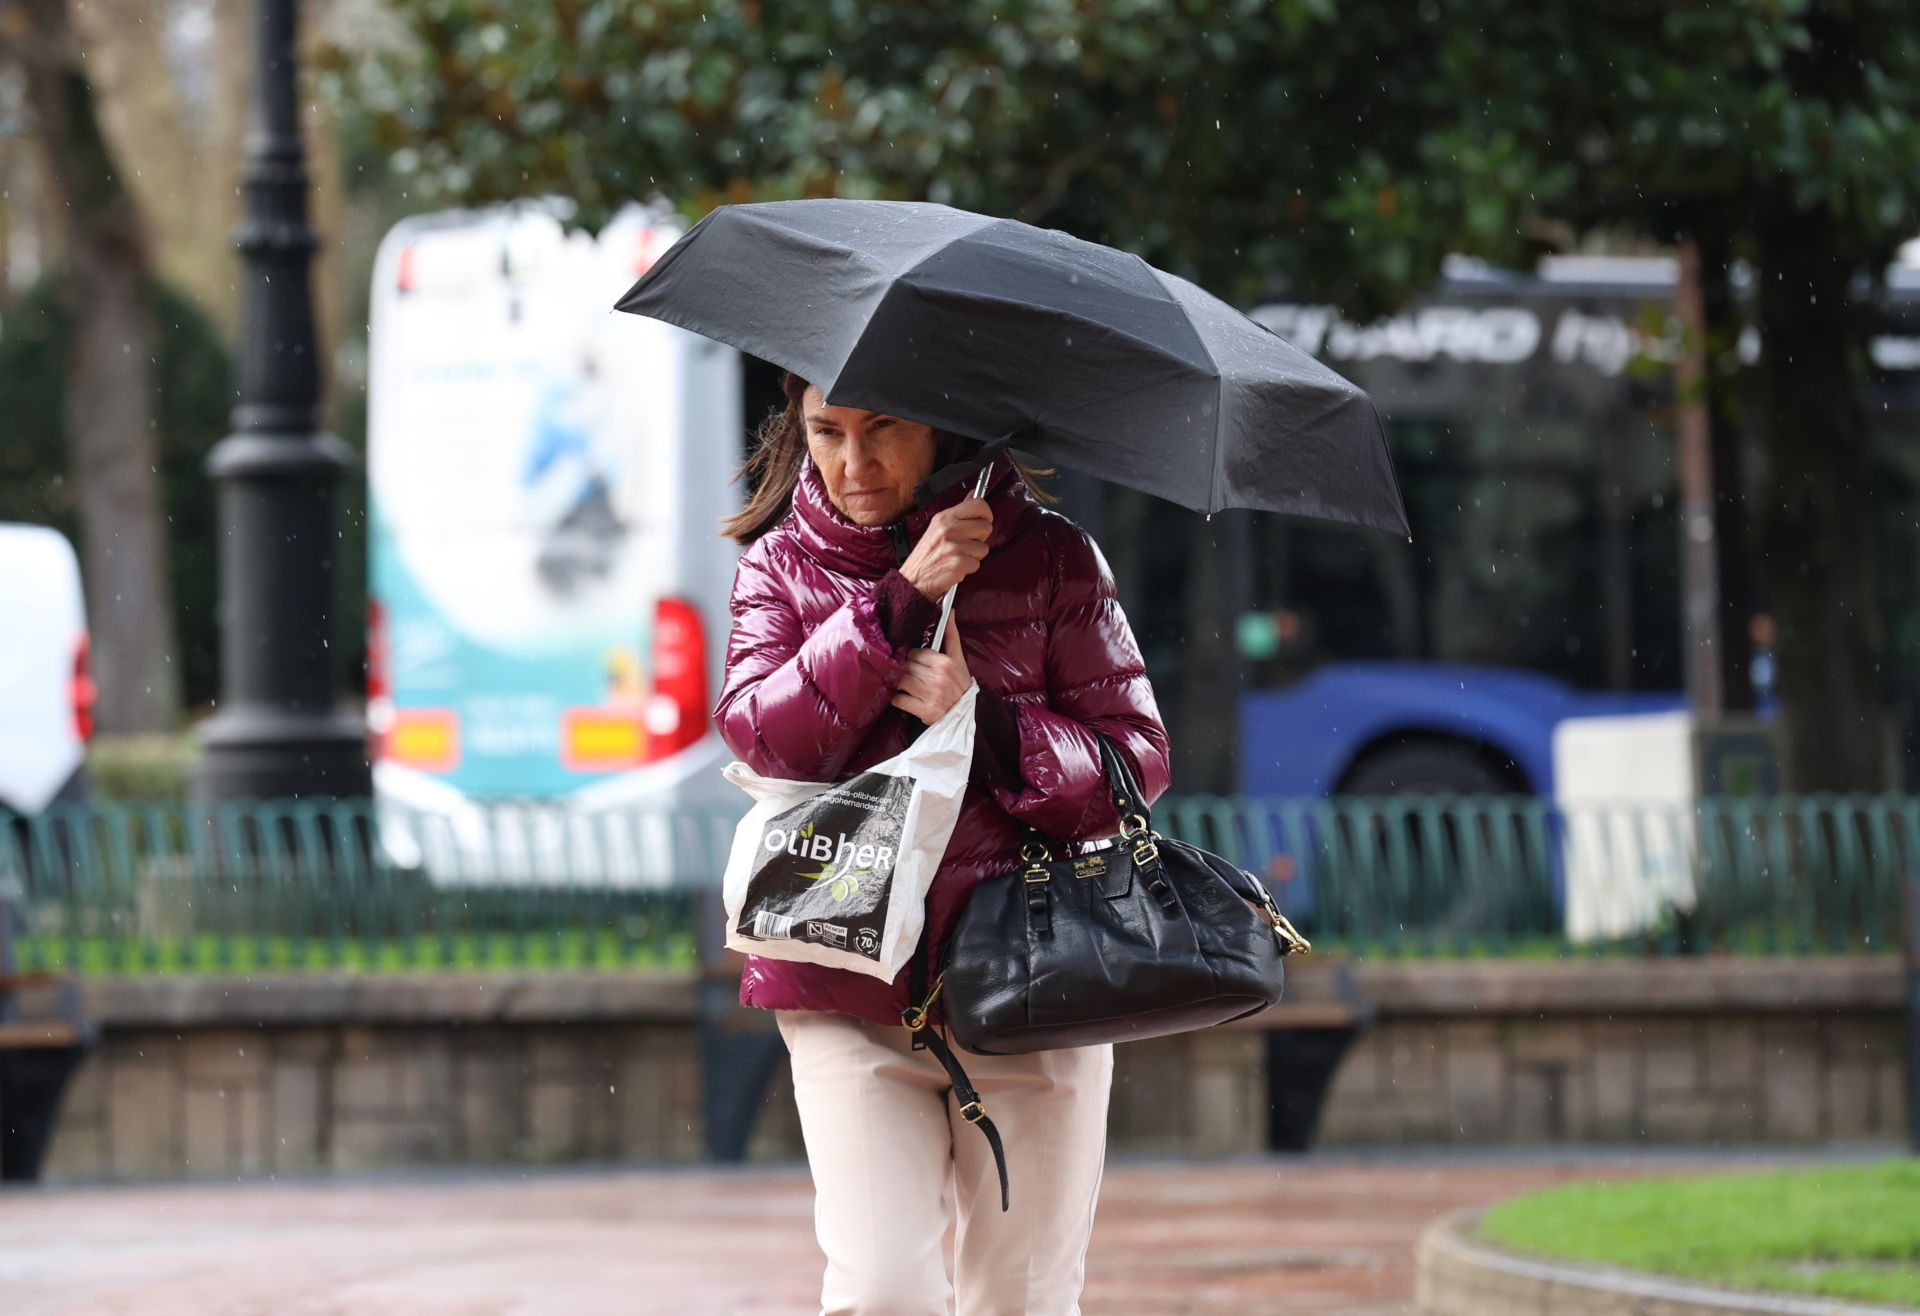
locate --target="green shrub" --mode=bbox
[87,735,199,804]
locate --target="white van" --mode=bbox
[366,203,753,882]
[0,524,93,817]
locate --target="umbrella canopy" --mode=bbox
[615,199,1406,533]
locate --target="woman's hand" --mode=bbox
[900,496,992,600]
[892,619,972,726]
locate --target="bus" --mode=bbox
[365,203,774,879]
[1109,255,1920,800]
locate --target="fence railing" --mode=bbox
[2,794,1914,974]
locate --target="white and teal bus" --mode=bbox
[365,203,757,881]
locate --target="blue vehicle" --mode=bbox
[1239,663,1685,800]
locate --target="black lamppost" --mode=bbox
[195,0,369,803]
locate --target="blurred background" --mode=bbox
[6,0,1920,804]
[2,3,1919,1308]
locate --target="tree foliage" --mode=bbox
[349,3,1918,295]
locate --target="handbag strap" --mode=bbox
[1096,735,1151,831]
[903,940,1011,1212]
[1020,733,1151,861]
[1019,734,1170,911]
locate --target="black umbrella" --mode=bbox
[614,199,1407,534]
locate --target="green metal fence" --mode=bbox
[2,794,1914,975]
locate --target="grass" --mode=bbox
[1480,1162,1920,1308]
[14,931,698,975]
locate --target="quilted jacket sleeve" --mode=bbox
[714,541,911,781]
[988,521,1172,839]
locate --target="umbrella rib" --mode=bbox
[1144,267,1227,511]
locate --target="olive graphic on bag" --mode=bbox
[802,861,872,903]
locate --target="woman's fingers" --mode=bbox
[896,646,967,724]
[951,513,991,544]
[891,689,940,724]
[896,666,936,704]
[902,505,991,598]
[946,496,993,532]
[897,670,954,707]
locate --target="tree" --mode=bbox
[5,0,180,733]
[0,273,233,709]
[344,0,1920,790]
[1398,5,1920,793]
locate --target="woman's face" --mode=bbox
[802,385,938,526]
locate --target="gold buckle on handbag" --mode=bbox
[1022,840,1051,884]
[1271,909,1310,953]
[902,973,945,1032]
[1253,883,1311,954]
[1118,812,1160,866]
[959,1099,987,1124]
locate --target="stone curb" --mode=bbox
[66,956,1901,1030]
[1340,956,1901,1017]
[78,970,700,1027]
[1416,1208,1918,1316]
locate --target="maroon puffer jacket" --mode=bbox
[717,455,1171,1026]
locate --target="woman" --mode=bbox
[716,372,1170,1316]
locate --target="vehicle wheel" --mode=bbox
[1334,741,1533,946]
[1340,740,1515,796]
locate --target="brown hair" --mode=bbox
[721,372,1056,544]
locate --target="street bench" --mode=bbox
[1226,962,1375,1151]
[0,898,97,1182]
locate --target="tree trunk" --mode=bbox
[18,0,179,733]
[1175,511,1252,795]
[1753,199,1887,791]
[1700,230,1757,712]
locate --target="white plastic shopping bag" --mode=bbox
[721,684,978,980]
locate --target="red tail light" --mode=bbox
[71,633,96,743]
[632,227,671,276]
[642,597,708,763]
[366,598,393,758]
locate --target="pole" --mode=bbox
[194,0,369,802]
[1674,239,1723,721]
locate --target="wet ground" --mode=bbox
[0,1153,1766,1314]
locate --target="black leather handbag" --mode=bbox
[900,737,1308,1209]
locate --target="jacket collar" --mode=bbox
[790,453,1032,578]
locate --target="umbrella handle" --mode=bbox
[930,464,995,652]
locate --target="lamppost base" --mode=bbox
[193,708,372,804]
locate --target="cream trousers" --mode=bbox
[776,1010,1114,1316]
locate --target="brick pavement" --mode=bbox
[0,1156,1746,1315]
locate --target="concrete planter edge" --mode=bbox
[1416,1207,1918,1316]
